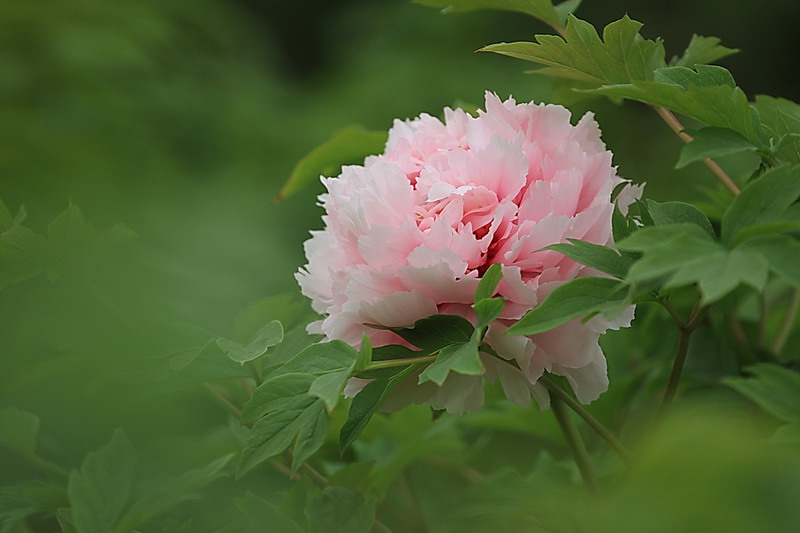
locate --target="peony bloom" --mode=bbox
[297,92,636,414]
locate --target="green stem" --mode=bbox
[550,392,597,492]
[362,354,437,371]
[773,288,800,354]
[540,376,632,463]
[659,299,686,329]
[659,328,692,412]
[203,383,243,419]
[758,294,769,349]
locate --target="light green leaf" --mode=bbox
[242,373,316,424]
[238,395,327,478]
[67,429,138,533]
[645,200,716,238]
[262,325,324,371]
[507,277,629,336]
[236,492,305,533]
[626,234,722,284]
[553,0,581,26]
[474,297,505,330]
[418,341,483,385]
[474,263,503,303]
[482,15,665,85]
[305,487,375,533]
[388,314,474,354]
[217,320,283,363]
[278,125,386,201]
[676,127,758,169]
[543,239,632,279]
[738,235,800,287]
[721,165,800,246]
[309,370,351,410]
[413,0,562,28]
[754,95,800,163]
[277,340,358,377]
[0,407,40,463]
[724,364,800,423]
[616,223,714,252]
[355,334,372,372]
[672,35,738,68]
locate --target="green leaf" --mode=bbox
[262,325,324,371]
[305,487,375,533]
[645,200,716,238]
[238,395,327,478]
[676,127,758,169]
[242,373,317,424]
[616,223,714,252]
[593,65,765,145]
[277,340,358,377]
[236,492,305,533]
[474,263,503,303]
[0,198,12,231]
[721,165,800,246]
[0,407,40,463]
[553,0,581,26]
[67,429,138,533]
[754,95,800,163]
[724,364,800,423]
[388,314,474,354]
[474,297,505,330]
[278,125,387,201]
[418,341,484,385]
[738,235,800,287]
[0,226,50,289]
[625,234,722,284]
[612,205,636,243]
[672,35,738,68]
[413,0,562,28]
[309,370,352,410]
[507,277,629,336]
[543,239,632,279]
[482,15,666,85]
[217,320,283,363]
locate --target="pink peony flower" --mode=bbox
[297,92,636,414]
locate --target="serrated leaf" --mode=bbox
[278,125,386,201]
[474,263,502,303]
[238,395,327,478]
[673,35,738,67]
[645,200,716,238]
[388,314,474,354]
[543,239,632,279]
[236,492,305,533]
[242,373,316,424]
[721,165,800,246]
[724,364,800,423]
[217,320,283,363]
[418,341,483,385]
[413,0,562,28]
[482,15,665,85]
[67,429,138,533]
[676,127,758,169]
[507,277,629,336]
[754,95,800,163]
[305,487,374,533]
[592,65,765,145]
[0,407,40,463]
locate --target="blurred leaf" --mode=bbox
[278,125,387,201]
[474,263,502,303]
[418,340,483,385]
[755,95,800,163]
[672,35,738,67]
[0,198,12,231]
[388,314,474,354]
[232,294,314,341]
[645,199,716,238]
[217,320,283,363]
[724,364,800,423]
[482,15,665,84]
[305,487,374,533]
[738,234,800,287]
[413,0,563,28]
[67,429,138,533]
[236,492,304,533]
[261,325,324,371]
[543,239,632,279]
[721,165,800,246]
[592,66,765,145]
[507,277,629,335]
[0,226,50,289]
[0,407,40,463]
[676,127,758,169]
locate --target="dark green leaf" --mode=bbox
[482,15,665,85]
[236,492,305,533]
[413,0,561,28]
[672,35,738,67]
[675,127,758,169]
[0,407,40,462]
[305,487,374,533]
[724,364,800,423]
[645,200,716,238]
[0,226,50,288]
[217,320,283,363]
[278,125,387,201]
[543,239,632,278]
[721,165,800,246]
[738,235,800,287]
[418,341,483,385]
[507,277,629,336]
[389,314,474,353]
[475,263,502,303]
[291,401,329,471]
[67,429,138,533]
[754,95,800,163]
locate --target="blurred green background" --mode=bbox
[2,1,800,531]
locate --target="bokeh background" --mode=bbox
[2,1,800,531]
